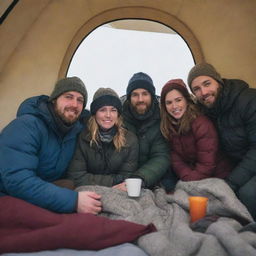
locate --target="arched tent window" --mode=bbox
[67,20,194,106]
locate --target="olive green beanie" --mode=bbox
[187,63,223,89]
[49,77,88,107]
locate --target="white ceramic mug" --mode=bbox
[125,178,142,197]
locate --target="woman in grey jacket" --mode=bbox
[67,88,139,190]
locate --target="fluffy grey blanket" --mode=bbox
[77,178,256,256]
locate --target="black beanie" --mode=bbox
[187,63,223,90]
[126,72,155,99]
[90,88,122,115]
[49,77,88,107]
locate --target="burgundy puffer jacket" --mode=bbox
[170,115,233,181]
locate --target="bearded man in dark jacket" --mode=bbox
[121,72,172,190]
[188,63,256,220]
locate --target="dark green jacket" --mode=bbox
[122,97,170,188]
[66,128,138,187]
[201,79,256,190]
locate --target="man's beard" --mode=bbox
[132,102,151,115]
[54,106,80,125]
[200,85,222,109]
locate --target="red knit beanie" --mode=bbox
[160,79,190,107]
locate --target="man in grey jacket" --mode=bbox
[187,63,256,220]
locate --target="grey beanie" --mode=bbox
[187,63,223,89]
[126,72,155,99]
[49,76,88,107]
[90,88,122,115]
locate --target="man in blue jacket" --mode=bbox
[0,77,102,214]
[187,63,256,220]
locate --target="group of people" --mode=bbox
[0,62,256,253]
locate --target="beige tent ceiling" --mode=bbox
[0,0,255,130]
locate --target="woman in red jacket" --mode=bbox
[160,79,232,181]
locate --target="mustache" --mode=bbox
[64,106,79,115]
[202,94,211,100]
[136,102,146,106]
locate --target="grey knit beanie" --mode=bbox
[187,63,223,89]
[49,77,88,107]
[126,72,155,99]
[90,88,122,115]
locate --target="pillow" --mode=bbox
[0,196,156,254]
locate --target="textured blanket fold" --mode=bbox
[77,178,256,256]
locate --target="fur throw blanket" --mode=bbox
[77,178,256,256]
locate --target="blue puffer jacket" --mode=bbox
[0,95,86,213]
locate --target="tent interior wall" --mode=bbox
[0,0,255,130]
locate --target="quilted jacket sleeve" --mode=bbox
[111,131,139,185]
[0,117,78,213]
[225,88,256,189]
[172,116,219,181]
[134,129,170,188]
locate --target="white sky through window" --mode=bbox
[67,22,194,109]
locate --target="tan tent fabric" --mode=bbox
[0,0,255,130]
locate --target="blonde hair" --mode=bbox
[160,91,201,140]
[87,115,126,151]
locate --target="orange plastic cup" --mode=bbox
[189,196,208,223]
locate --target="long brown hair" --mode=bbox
[87,115,126,152]
[160,79,201,140]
